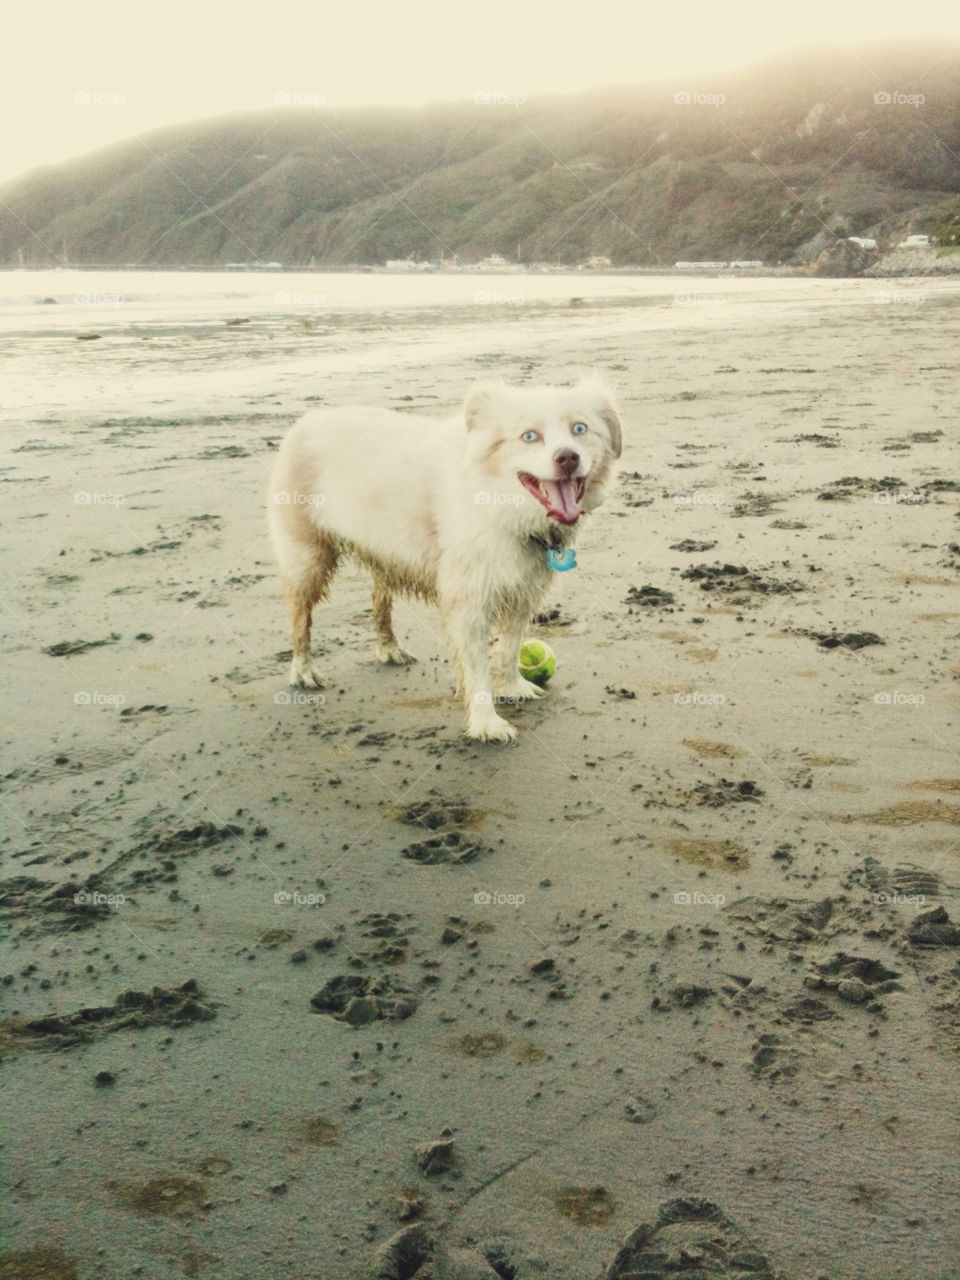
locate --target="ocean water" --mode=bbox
[0,269,943,423]
[0,266,815,326]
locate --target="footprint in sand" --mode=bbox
[607,1197,776,1277]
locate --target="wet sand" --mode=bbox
[2,279,960,1279]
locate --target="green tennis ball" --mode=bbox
[518,639,556,685]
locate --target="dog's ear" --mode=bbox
[580,374,622,459]
[464,382,504,431]
[599,397,622,459]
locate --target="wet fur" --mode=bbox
[268,377,622,741]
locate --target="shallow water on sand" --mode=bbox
[3,269,945,423]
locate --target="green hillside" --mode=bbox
[3,44,959,267]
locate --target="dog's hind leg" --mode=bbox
[280,533,339,688]
[371,574,417,665]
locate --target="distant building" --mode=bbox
[729,260,763,268]
[674,261,727,270]
[384,259,434,271]
[847,237,877,250]
[897,234,932,248]
[469,253,522,273]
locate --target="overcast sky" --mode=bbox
[3,0,959,185]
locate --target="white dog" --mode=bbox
[268,377,622,741]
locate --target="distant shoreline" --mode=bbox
[0,263,819,280]
[6,262,790,274]
[7,258,956,278]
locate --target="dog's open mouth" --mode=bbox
[518,473,587,525]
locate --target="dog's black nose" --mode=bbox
[554,449,580,476]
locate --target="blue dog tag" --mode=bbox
[546,548,577,572]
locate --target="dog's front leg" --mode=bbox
[443,600,518,743]
[493,612,546,701]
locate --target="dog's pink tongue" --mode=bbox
[542,479,582,525]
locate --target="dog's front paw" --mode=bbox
[466,698,518,742]
[496,677,547,701]
[467,716,519,743]
[376,641,417,665]
[289,656,327,688]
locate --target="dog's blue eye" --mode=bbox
[572,422,587,435]
[522,431,538,442]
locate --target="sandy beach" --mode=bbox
[2,273,960,1280]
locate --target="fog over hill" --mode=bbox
[3,44,959,268]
